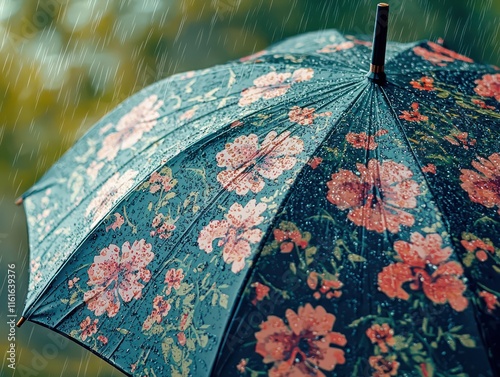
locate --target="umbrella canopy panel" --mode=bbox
[20,30,500,377]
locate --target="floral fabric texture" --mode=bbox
[19,29,499,377]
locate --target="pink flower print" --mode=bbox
[80,316,98,341]
[288,106,332,125]
[84,239,154,317]
[87,161,105,182]
[238,68,314,106]
[177,332,187,346]
[68,277,80,289]
[474,73,500,102]
[179,107,198,121]
[106,213,124,232]
[149,170,175,194]
[86,169,138,227]
[198,199,267,273]
[97,95,163,161]
[165,268,184,294]
[142,295,172,331]
[150,213,176,239]
[216,131,304,195]
[97,335,108,344]
[317,41,355,53]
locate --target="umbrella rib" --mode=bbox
[209,81,370,376]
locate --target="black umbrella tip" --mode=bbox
[16,317,26,327]
[15,197,23,205]
[367,3,389,84]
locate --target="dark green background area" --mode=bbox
[1,0,499,376]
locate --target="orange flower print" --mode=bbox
[308,156,323,169]
[366,324,395,353]
[84,239,154,317]
[461,236,495,262]
[307,271,343,300]
[479,291,499,313]
[410,76,435,91]
[378,233,468,311]
[346,129,388,150]
[251,282,270,305]
[255,304,346,377]
[472,99,495,110]
[413,41,473,66]
[422,163,437,174]
[369,356,400,377]
[326,159,420,233]
[460,153,500,214]
[443,130,476,149]
[198,199,267,273]
[399,102,428,122]
[216,131,304,195]
[474,73,500,102]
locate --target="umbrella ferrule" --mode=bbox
[368,3,389,84]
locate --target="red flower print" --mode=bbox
[255,304,346,377]
[80,316,98,341]
[239,68,314,106]
[378,233,468,311]
[179,312,190,331]
[273,227,309,253]
[86,169,138,227]
[410,76,435,91]
[177,332,187,346]
[346,129,388,150]
[251,282,270,305]
[236,359,248,373]
[460,153,500,215]
[308,156,323,169]
[326,159,420,233]
[164,268,184,294]
[97,95,163,161]
[142,295,171,331]
[198,199,267,273]
[413,41,473,66]
[84,239,154,317]
[422,163,437,174]
[472,99,495,110]
[461,237,495,262]
[366,324,395,353]
[317,41,355,53]
[307,272,343,300]
[288,106,331,125]
[399,102,428,122]
[369,356,400,377]
[216,131,304,195]
[150,213,176,239]
[479,291,499,313]
[97,335,108,344]
[474,73,500,102]
[149,170,175,194]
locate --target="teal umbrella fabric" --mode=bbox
[17,28,500,377]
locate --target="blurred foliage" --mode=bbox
[0,0,499,376]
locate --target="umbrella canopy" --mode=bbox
[17,4,500,377]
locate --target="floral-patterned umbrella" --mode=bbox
[17,4,500,377]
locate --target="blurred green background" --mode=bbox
[1,0,499,376]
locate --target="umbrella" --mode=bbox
[16,3,500,376]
